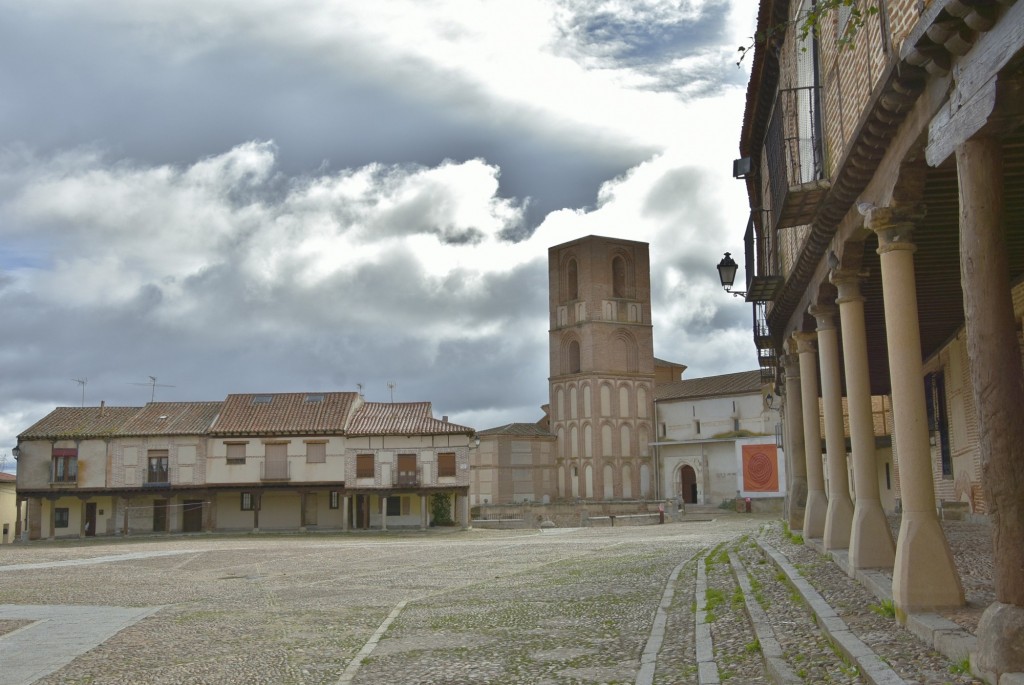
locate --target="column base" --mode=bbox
[824,494,854,551]
[975,601,1024,678]
[803,489,828,540]
[848,498,895,573]
[892,512,964,618]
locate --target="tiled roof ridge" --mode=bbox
[655,370,764,401]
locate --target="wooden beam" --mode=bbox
[950,0,1024,109]
[927,77,997,165]
[928,74,1024,166]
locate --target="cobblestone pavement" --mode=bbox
[0,513,994,684]
[0,518,761,684]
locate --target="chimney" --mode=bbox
[100,400,106,416]
[442,415,448,422]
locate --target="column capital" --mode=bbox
[865,204,925,252]
[831,269,866,303]
[793,331,817,353]
[808,304,837,330]
[782,353,801,379]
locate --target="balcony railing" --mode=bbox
[261,460,290,481]
[50,475,77,485]
[764,86,829,232]
[740,215,783,302]
[397,466,421,488]
[754,302,778,386]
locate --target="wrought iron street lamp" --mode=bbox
[717,252,747,298]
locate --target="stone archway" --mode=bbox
[680,465,698,504]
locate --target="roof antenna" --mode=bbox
[72,378,87,407]
[129,376,176,402]
[356,382,364,397]
[387,381,396,404]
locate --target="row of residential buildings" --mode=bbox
[12,394,474,538]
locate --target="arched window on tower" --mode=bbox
[568,340,581,373]
[567,258,579,301]
[612,255,626,298]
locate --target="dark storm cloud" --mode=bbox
[553,0,747,94]
[0,5,650,234]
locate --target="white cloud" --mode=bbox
[0,0,762,457]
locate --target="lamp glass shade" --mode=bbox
[717,252,739,288]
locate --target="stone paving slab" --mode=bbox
[0,605,163,685]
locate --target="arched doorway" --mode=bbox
[680,465,698,504]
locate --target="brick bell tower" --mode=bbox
[548,235,656,500]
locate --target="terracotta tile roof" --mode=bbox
[348,402,474,436]
[210,393,359,436]
[477,423,555,438]
[654,370,764,402]
[18,406,141,440]
[118,402,223,436]
[0,472,16,482]
[653,357,686,368]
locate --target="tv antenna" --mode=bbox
[72,378,87,407]
[356,382,364,397]
[129,376,175,402]
[387,381,396,403]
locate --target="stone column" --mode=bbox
[123,496,131,536]
[47,497,56,540]
[869,206,963,614]
[790,331,831,540]
[380,496,388,531]
[795,332,828,539]
[810,304,854,551]
[460,492,470,529]
[14,497,22,540]
[203,491,215,532]
[782,352,807,533]
[833,270,895,571]
[342,495,349,531]
[299,492,308,533]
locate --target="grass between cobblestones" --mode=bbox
[756,522,985,685]
[704,539,769,683]
[733,536,865,685]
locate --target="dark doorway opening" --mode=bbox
[183,500,203,532]
[681,465,698,504]
[153,499,169,532]
[85,502,97,536]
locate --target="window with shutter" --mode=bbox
[306,441,327,464]
[356,454,375,479]
[437,453,456,478]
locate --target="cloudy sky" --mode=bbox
[1,0,757,467]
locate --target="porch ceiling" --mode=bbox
[855,127,1024,397]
